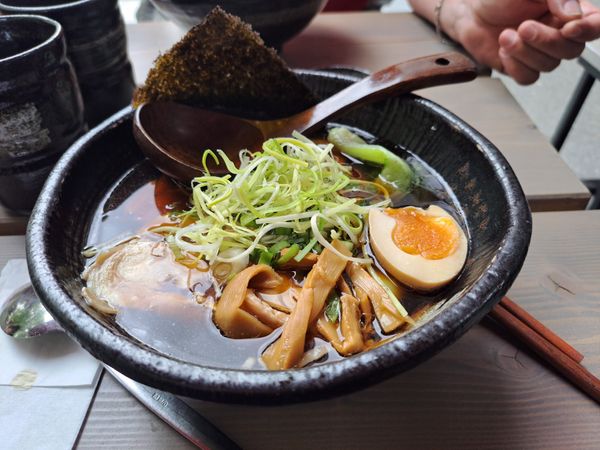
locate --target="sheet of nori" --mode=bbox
[133,6,317,118]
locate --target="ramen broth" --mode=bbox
[83,132,465,369]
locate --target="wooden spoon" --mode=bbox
[133,52,477,181]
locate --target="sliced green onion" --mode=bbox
[258,250,274,266]
[269,240,290,255]
[294,236,318,262]
[363,253,412,323]
[201,149,219,174]
[250,248,261,264]
[310,214,372,264]
[276,244,300,265]
[325,292,341,322]
[165,132,391,264]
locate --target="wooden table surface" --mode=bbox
[582,39,600,71]
[127,12,589,212]
[2,210,599,449]
[0,12,589,235]
[1,11,598,450]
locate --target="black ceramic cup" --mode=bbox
[0,0,136,127]
[0,15,85,213]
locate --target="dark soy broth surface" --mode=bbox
[83,131,467,370]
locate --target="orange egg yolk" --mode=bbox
[386,207,459,260]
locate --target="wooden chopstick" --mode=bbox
[489,302,600,405]
[500,296,584,363]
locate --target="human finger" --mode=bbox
[518,21,585,59]
[499,29,561,73]
[546,0,583,22]
[499,47,540,85]
[561,6,600,41]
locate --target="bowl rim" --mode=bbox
[27,70,532,404]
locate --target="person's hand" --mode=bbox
[438,0,600,84]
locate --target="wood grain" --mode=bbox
[505,211,600,370]
[0,206,28,236]
[417,79,591,211]
[283,12,462,71]
[75,373,196,450]
[281,13,590,212]
[0,12,589,235]
[582,41,600,74]
[76,210,600,449]
[0,235,26,267]
[120,13,594,212]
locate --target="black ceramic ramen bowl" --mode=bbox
[27,70,532,404]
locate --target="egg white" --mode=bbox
[368,205,468,292]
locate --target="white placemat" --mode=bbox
[0,259,100,387]
[0,385,97,450]
[0,259,102,450]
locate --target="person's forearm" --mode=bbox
[408,0,464,42]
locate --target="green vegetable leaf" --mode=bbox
[328,127,414,193]
[325,292,341,323]
[294,236,318,262]
[276,243,300,265]
[269,240,290,255]
[258,250,274,266]
[167,131,389,266]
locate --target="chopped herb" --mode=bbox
[257,250,274,266]
[165,132,385,266]
[250,248,262,264]
[240,214,256,227]
[269,240,290,255]
[290,232,309,245]
[325,292,341,323]
[294,236,318,262]
[276,243,300,265]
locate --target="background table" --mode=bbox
[0,12,591,236]
[127,12,590,212]
[2,210,598,448]
[0,11,598,449]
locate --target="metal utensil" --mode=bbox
[0,285,62,338]
[0,284,240,450]
[104,366,241,450]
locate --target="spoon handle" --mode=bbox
[282,52,477,136]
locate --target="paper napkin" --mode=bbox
[0,259,102,450]
[0,259,101,387]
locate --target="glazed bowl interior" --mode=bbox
[27,70,531,404]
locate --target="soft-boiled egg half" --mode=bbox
[368,205,468,292]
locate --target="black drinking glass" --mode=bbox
[0,14,86,212]
[0,0,136,127]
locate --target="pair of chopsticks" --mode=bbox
[488,296,600,405]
